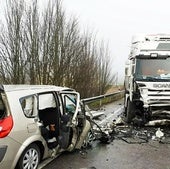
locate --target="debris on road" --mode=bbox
[155,128,164,139]
[111,115,170,144]
[114,125,148,144]
[145,119,170,126]
[114,116,126,125]
[82,104,170,152]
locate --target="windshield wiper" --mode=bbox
[135,74,170,82]
[145,76,159,81]
[145,76,170,82]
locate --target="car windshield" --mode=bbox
[135,57,170,81]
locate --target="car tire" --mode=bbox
[82,130,95,148]
[16,143,40,169]
[125,99,135,123]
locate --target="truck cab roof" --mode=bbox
[129,34,170,59]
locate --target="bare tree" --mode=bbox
[0,0,26,84]
[0,0,115,98]
[23,0,40,84]
[97,41,115,95]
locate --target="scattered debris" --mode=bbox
[111,116,170,144]
[83,106,170,150]
[114,124,149,144]
[90,110,105,119]
[114,116,126,125]
[145,119,170,126]
[155,128,164,139]
[79,150,87,158]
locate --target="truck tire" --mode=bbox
[125,99,135,123]
[16,143,40,169]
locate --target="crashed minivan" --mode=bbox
[0,85,92,169]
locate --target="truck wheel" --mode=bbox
[16,144,40,169]
[125,99,135,123]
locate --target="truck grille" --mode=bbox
[147,89,170,106]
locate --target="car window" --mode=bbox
[20,95,37,118]
[61,94,77,114]
[38,93,57,110]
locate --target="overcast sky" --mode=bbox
[63,0,170,83]
[1,0,170,83]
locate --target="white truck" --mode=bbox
[124,34,170,124]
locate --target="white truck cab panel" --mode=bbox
[124,34,170,124]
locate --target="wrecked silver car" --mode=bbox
[0,85,113,169]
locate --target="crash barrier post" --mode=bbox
[82,90,124,109]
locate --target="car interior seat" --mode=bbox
[39,107,60,149]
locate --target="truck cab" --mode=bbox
[124,34,170,124]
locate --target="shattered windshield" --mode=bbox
[135,57,170,81]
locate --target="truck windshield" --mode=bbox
[135,57,170,81]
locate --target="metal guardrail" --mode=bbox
[82,90,124,104]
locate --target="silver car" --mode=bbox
[0,85,91,169]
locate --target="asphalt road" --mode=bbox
[43,139,170,169]
[43,100,170,169]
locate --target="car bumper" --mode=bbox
[0,137,21,169]
[0,145,7,162]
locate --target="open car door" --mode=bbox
[58,91,81,150]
